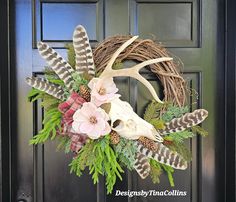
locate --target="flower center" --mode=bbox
[98,87,106,95]
[89,116,98,124]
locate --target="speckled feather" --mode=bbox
[73,25,95,76]
[160,109,208,135]
[133,152,151,179]
[37,42,74,91]
[26,77,66,100]
[135,141,187,170]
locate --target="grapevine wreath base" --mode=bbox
[26,25,208,194]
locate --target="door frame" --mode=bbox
[0,0,235,201]
[0,0,12,201]
[225,0,236,201]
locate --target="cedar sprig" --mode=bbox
[70,136,124,194]
[161,164,175,187]
[149,159,162,184]
[29,108,62,144]
[41,94,61,110]
[149,159,175,186]
[27,88,44,102]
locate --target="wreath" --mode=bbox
[26,25,208,194]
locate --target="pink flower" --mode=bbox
[88,78,120,106]
[72,102,111,139]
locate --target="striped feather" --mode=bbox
[26,77,66,100]
[37,42,74,91]
[133,152,150,179]
[160,109,208,135]
[136,141,187,170]
[73,25,95,76]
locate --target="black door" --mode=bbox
[0,0,229,201]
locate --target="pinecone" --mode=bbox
[138,136,158,151]
[110,130,120,145]
[79,85,91,101]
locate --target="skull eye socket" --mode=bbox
[112,119,125,131]
[112,119,122,128]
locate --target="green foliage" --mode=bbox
[29,108,62,145]
[165,141,192,162]
[43,67,57,76]
[161,164,175,187]
[69,136,124,194]
[71,72,89,92]
[149,119,165,130]
[149,159,175,186]
[66,43,76,68]
[191,125,208,137]
[149,159,162,184]
[69,140,95,176]
[144,101,164,122]
[113,137,138,170]
[56,136,72,154]
[27,88,45,102]
[113,60,123,70]
[161,104,189,122]
[41,94,61,110]
[167,131,195,144]
[45,74,65,86]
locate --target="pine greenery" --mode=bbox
[164,141,192,162]
[113,137,138,170]
[143,100,164,122]
[149,159,175,186]
[69,136,124,194]
[149,119,165,130]
[191,125,208,136]
[66,43,76,68]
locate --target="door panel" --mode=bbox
[13,0,225,202]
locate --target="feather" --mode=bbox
[136,141,187,170]
[133,152,151,179]
[37,42,74,91]
[160,109,208,135]
[73,25,95,76]
[26,77,66,100]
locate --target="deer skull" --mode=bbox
[93,36,173,142]
[103,98,163,142]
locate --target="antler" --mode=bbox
[99,36,173,103]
